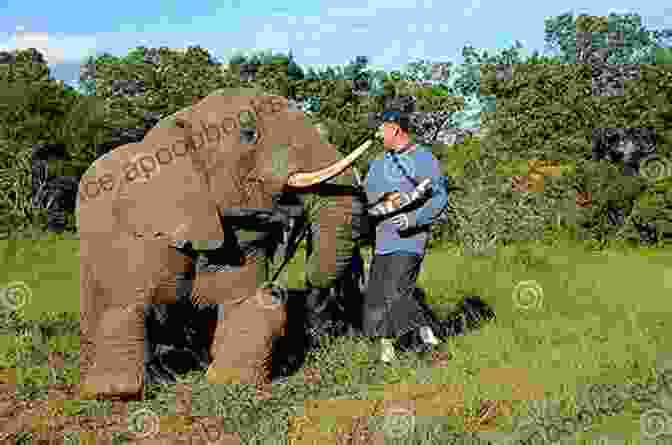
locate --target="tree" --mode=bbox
[341,55,371,94]
[0,49,108,234]
[543,11,672,65]
[286,49,305,82]
[476,12,672,245]
[655,46,672,65]
[388,44,555,143]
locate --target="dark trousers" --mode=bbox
[362,252,435,339]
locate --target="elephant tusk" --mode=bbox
[286,139,374,188]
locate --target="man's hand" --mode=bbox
[381,191,406,210]
[369,178,433,218]
[389,213,409,231]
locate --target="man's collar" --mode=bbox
[385,143,416,156]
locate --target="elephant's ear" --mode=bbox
[151,105,196,131]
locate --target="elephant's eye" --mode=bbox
[238,110,257,145]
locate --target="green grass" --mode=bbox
[0,234,81,319]
[1,236,671,444]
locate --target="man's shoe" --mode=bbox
[413,342,437,358]
[419,326,439,346]
[271,375,290,386]
[380,338,397,363]
[396,326,440,357]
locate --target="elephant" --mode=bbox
[76,87,376,399]
[142,220,370,387]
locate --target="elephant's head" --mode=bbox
[172,88,374,288]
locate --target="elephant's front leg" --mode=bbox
[81,301,147,399]
[81,238,194,400]
[194,263,287,387]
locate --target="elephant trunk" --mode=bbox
[303,169,361,290]
[280,137,374,289]
[305,198,356,289]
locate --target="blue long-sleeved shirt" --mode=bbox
[363,144,448,255]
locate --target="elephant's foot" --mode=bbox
[205,364,254,386]
[207,290,288,387]
[81,305,146,400]
[81,369,143,400]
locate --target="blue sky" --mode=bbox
[1,0,670,87]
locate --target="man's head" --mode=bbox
[377,110,411,151]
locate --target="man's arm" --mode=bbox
[397,153,448,231]
[367,178,432,217]
[363,160,387,204]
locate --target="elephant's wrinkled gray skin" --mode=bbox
[77,88,376,399]
[143,200,369,386]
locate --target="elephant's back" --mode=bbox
[77,142,143,237]
[84,127,225,244]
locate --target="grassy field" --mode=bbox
[1,236,671,444]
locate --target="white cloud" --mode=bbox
[364,0,420,9]
[377,39,403,67]
[325,0,420,17]
[463,0,481,17]
[319,23,338,33]
[302,16,322,25]
[253,26,290,53]
[325,7,378,18]
[0,31,98,64]
[302,47,323,57]
[408,39,426,60]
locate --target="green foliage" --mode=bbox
[463,11,672,247]
[543,11,672,65]
[435,135,484,177]
[624,176,672,244]
[0,50,110,235]
[2,11,670,248]
[655,47,672,65]
[567,161,649,243]
[123,46,150,65]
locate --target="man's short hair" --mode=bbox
[381,109,411,134]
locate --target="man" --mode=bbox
[363,109,449,362]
